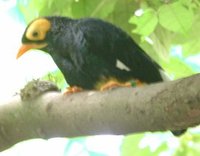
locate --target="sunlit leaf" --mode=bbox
[106,0,137,35]
[42,70,67,91]
[174,133,200,156]
[149,27,173,60]
[129,8,158,36]
[71,0,118,18]
[182,39,200,57]
[17,0,74,23]
[161,57,195,79]
[158,2,194,34]
[121,134,150,156]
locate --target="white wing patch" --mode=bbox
[116,59,131,71]
[159,69,171,81]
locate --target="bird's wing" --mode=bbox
[77,18,164,83]
[114,36,164,83]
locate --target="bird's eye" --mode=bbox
[32,31,39,37]
[26,18,51,41]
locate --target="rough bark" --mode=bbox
[0,73,200,151]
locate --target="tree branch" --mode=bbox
[0,74,200,151]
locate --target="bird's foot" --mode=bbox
[64,86,83,94]
[100,79,145,91]
[129,79,144,87]
[100,80,131,91]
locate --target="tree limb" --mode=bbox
[0,73,200,151]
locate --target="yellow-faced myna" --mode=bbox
[17,16,185,135]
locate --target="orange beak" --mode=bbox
[16,44,34,59]
[16,43,47,59]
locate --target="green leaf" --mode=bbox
[42,70,67,91]
[149,26,173,61]
[129,8,158,36]
[106,0,138,34]
[17,0,74,23]
[158,2,194,34]
[182,39,200,57]
[38,0,73,17]
[71,0,118,18]
[174,133,200,156]
[161,57,195,79]
[17,0,41,22]
[121,134,150,156]
[153,143,168,156]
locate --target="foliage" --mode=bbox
[15,0,200,156]
[121,133,170,156]
[17,0,200,80]
[174,132,200,156]
[42,70,67,91]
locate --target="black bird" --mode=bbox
[17,16,186,135]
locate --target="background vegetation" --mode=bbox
[2,0,200,155]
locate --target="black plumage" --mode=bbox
[20,16,163,89]
[17,16,186,135]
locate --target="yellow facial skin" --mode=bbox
[16,18,51,59]
[25,18,51,41]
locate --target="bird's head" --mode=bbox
[16,18,51,59]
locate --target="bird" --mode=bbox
[16,16,186,135]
